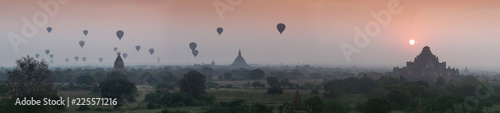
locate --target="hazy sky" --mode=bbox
[1,0,500,70]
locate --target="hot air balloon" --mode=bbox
[277,23,286,35]
[74,56,79,62]
[135,45,141,52]
[116,30,124,40]
[35,54,40,59]
[45,50,50,55]
[83,30,88,36]
[98,57,103,63]
[47,27,52,33]
[114,47,118,52]
[82,57,87,62]
[50,60,54,64]
[189,42,197,51]
[192,50,199,57]
[149,48,155,55]
[79,40,85,48]
[122,53,128,59]
[217,27,223,35]
[49,54,54,59]
[65,58,69,63]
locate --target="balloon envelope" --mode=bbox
[74,56,79,62]
[83,30,88,36]
[149,48,155,55]
[116,30,124,40]
[114,47,118,52]
[217,27,223,35]
[82,57,87,62]
[192,50,199,57]
[65,58,69,63]
[277,23,286,35]
[79,40,85,48]
[47,27,52,33]
[123,53,128,59]
[45,50,50,55]
[49,54,54,59]
[189,42,197,51]
[135,45,141,52]
[35,54,40,59]
[98,57,103,63]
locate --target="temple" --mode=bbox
[231,49,250,68]
[114,52,125,70]
[284,90,313,113]
[393,46,459,83]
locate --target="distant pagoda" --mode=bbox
[231,49,250,68]
[393,46,459,83]
[114,52,125,70]
[284,89,313,113]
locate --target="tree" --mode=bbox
[52,70,67,83]
[435,76,446,86]
[305,96,324,112]
[252,81,265,89]
[92,68,107,83]
[179,70,206,98]
[266,77,280,87]
[76,75,95,85]
[323,99,350,113]
[267,86,283,95]
[100,79,137,109]
[384,85,411,109]
[249,69,265,80]
[303,82,315,89]
[223,73,233,80]
[364,98,391,113]
[6,56,62,112]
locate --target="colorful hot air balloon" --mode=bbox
[83,30,88,36]
[98,57,103,63]
[82,57,87,62]
[47,27,52,33]
[149,48,155,55]
[217,27,223,35]
[277,23,286,35]
[122,53,128,59]
[49,54,54,59]
[35,54,40,59]
[74,56,79,62]
[114,47,118,52]
[79,40,85,48]
[65,58,69,63]
[116,30,124,40]
[192,50,199,57]
[135,45,141,52]
[45,50,50,55]
[189,42,197,51]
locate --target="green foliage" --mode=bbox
[384,85,411,109]
[310,89,319,94]
[364,97,391,113]
[76,75,95,85]
[180,70,206,99]
[323,99,350,113]
[249,69,265,80]
[435,76,446,86]
[99,79,137,109]
[266,77,280,87]
[76,105,91,111]
[251,102,273,113]
[280,79,295,89]
[252,81,265,89]
[267,86,283,95]
[223,73,233,81]
[303,82,315,89]
[155,81,175,93]
[305,96,324,112]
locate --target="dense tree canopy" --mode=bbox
[180,70,206,98]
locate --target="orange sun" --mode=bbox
[409,39,415,45]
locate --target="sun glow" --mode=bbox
[409,39,415,45]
